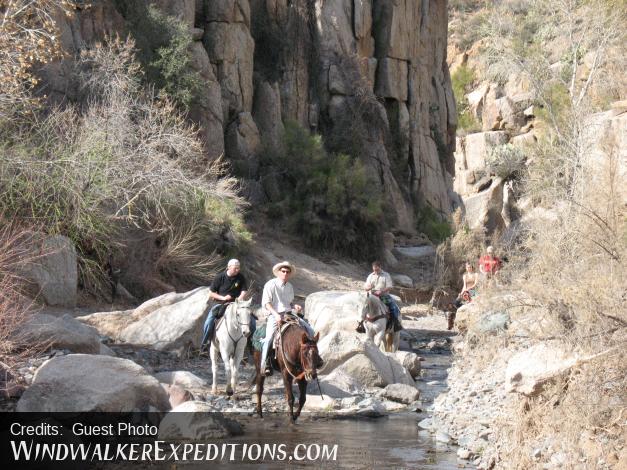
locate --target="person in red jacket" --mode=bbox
[479,246,502,283]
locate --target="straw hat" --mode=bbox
[272,261,295,277]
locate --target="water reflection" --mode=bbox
[196,413,459,469]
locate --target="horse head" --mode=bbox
[298,332,320,381]
[361,292,386,322]
[233,298,253,337]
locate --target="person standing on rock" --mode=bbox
[200,259,250,349]
[362,260,403,331]
[260,261,317,376]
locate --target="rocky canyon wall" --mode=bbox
[44,0,457,233]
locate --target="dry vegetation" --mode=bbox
[0,219,43,371]
[445,0,626,467]
[0,3,250,301]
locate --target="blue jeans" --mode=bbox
[380,294,400,320]
[200,304,223,348]
[260,313,314,367]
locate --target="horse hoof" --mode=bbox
[226,389,234,397]
[211,388,217,395]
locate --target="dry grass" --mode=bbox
[0,37,249,296]
[0,218,43,370]
[459,121,627,469]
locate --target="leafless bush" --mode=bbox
[0,37,249,295]
[0,218,42,369]
[0,0,74,120]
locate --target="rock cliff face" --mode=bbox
[45,0,456,232]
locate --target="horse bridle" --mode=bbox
[279,325,318,381]
[225,303,251,346]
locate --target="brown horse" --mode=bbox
[253,320,321,423]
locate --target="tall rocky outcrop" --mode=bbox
[43,0,456,234]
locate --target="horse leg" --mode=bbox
[230,341,245,395]
[294,379,307,421]
[374,325,385,352]
[253,350,264,417]
[220,344,234,396]
[210,343,219,395]
[384,331,392,352]
[281,371,296,423]
[393,331,400,352]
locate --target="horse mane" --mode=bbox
[364,293,387,317]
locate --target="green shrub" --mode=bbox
[486,144,526,179]
[451,65,481,132]
[115,3,201,111]
[264,121,383,260]
[417,205,453,244]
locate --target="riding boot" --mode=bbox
[393,317,403,332]
[355,321,365,333]
[263,356,273,377]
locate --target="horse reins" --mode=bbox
[224,304,250,347]
[278,324,317,382]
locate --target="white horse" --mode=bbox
[359,292,401,352]
[210,299,253,396]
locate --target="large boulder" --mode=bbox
[381,383,420,404]
[506,343,579,396]
[462,177,507,233]
[154,371,209,390]
[25,235,77,307]
[306,368,365,398]
[77,309,135,339]
[316,330,414,387]
[118,287,210,354]
[17,354,170,412]
[16,313,102,354]
[158,401,243,440]
[306,291,366,339]
[393,351,422,378]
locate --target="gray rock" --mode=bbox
[25,235,77,307]
[435,431,452,443]
[355,397,387,417]
[418,418,433,430]
[17,354,170,412]
[392,351,422,378]
[394,246,436,259]
[474,311,510,334]
[158,401,242,440]
[306,368,365,398]
[154,371,208,389]
[17,314,102,354]
[392,274,413,288]
[457,448,472,459]
[119,287,211,355]
[381,383,420,404]
[506,342,578,396]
